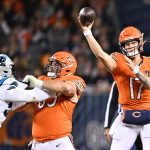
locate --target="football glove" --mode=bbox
[23,75,43,89]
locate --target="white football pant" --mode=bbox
[110,119,150,150]
[31,136,75,150]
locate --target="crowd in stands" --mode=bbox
[0,0,118,95]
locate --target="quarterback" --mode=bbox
[78,13,150,150]
[23,51,86,150]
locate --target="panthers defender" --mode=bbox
[23,51,86,150]
[78,15,150,150]
[0,54,53,128]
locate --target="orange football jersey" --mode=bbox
[112,52,150,110]
[32,75,86,142]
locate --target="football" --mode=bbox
[79,7,96,26]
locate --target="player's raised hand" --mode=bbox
[78,7,95,31]
[78,16,94,31]
[23,75,43,89]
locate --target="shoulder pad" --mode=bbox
[0,77,8,86]
[0,77,17,86]
[110,52,124,62]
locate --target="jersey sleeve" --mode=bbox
[110,52,118,62]
[71,77,86,95]
[2,86,52,102]
[0,78,53,102]
[3,77,28,89]
[110,52,125,77]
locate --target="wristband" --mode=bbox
[37,80,44,89]
[133,65,139,74]
[83,30,92,37]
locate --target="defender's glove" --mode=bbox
[23,75,43,89]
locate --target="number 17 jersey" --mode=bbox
[112,52,150,110]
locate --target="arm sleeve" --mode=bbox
[104,81,119,128]
[3,87,51,102]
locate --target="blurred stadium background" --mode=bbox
[0,0,150,150]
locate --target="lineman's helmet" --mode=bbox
[44,51,77,78]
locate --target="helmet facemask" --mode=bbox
[119,39,141,57]
[44,58,62,78]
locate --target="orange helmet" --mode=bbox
[119,26,143,43]
[45,51,77,78]
[119,26,145,56]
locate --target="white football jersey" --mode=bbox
[0,76,27,127]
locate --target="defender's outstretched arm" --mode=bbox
[1,87,51,102]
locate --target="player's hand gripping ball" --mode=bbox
[79,7,96,26]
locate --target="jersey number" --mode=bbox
[129,77,144,100]
[38,96,58,109]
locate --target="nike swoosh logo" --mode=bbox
[56,143,62,147]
